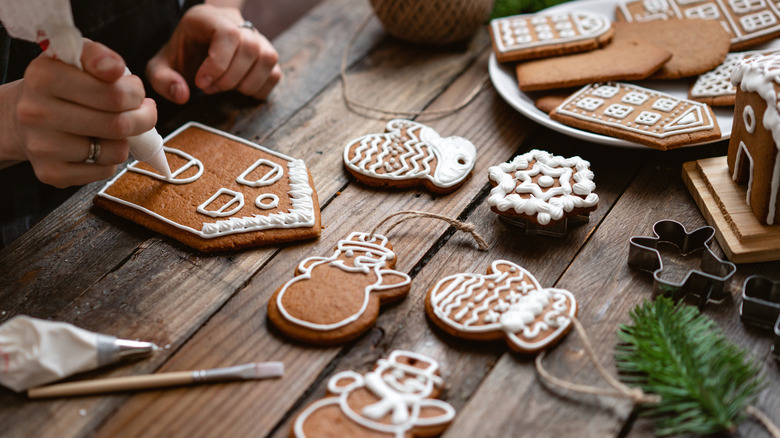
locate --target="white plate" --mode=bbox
[487,0,777,148]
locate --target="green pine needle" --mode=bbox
[615,297,762,436]
[491,0,572,18]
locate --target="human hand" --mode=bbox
[12,40,157,188]
[145,4,282,104]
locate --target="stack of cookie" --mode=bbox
[489,0,780,150]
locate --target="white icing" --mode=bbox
[96,122,317,239]
[744,105,757,133]
[293,350,454,438]
[127,146,203,184]
[197,188,244,217]
[555,83,718,139]
[733,141,755,207]
[255,193,279,209]
[429,260,576,352]
[616,0,780,46]
[691,50,780,99]
[275,232,411,331]
[490,11,611,55]
[731,54,780,224]
[487,149,598,225]
[236,158,284,187]
[343,119,476,190]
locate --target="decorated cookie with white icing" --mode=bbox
[489,10,614,63]
[267,232,412,345]
[690,50,780,107]
[487,149,599,226]
[292,350,455,438]
[94,122,320,252]
[343,120,477,194]
[550,83,722,150]
[425,260,577,354]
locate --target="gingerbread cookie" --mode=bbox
[616,0,780,51]
[515,38,672,91]
[489,10,614,63]
[94,122,321,252]
[343,120,476,194]
[292,350,455,438]
[425,260,577,354]
[487,149,599,227]
[267,232,411,345]
[690,50,780,106]
[550,83,722,150]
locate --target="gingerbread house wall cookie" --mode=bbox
[94,122,321,252]
[728,54,780,225]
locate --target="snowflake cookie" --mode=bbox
[487,149,599,227]
[425,260,577,353]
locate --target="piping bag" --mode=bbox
[0,315,157,392]
[0,0,172,178]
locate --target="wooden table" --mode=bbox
[2,0,779,436]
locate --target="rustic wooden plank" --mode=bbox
[0,6,494,437]
[93,54,538,437]
[267,131,647,438]
[447,143,780,438]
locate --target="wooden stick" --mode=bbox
[27,362,284,399]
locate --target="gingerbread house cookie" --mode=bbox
[550,82,722,150]
[487,149,599,230]
[94,122,321,252]
[615,0,780,50]
[728,54,780,225]
[489,10,614,63]
[425,260,577,354]
[690,50,780,106]
[292,350,455,437]
[343,120,476,194]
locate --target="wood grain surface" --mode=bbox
[0,0,778,437]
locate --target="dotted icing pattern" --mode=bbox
[487,149,598,225]
[490,11,611,54]
[691,50,780,100]
[427,260,577,353]
[556,83,717,139]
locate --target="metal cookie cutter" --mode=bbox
[628,220,737,309]
[739,275,780,360]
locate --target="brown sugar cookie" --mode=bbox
[425,260,577,354]
[291,350,455,437]
[612,19,730,80]
[616,0,780,51]
[515,39,672,91]
[486,149,599,227]
[533,89,576,113]
[550,83,722,150]
[267,232,411,345]
[489,10,614,63]
[690,50,780,107]
[342,119,476,194]
[94,122,321,252]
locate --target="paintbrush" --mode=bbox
[27,362,284,399]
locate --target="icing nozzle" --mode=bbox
[128,128,172,178]
[96,335,157,367]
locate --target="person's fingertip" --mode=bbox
[94,56,124,78]
[197,74,213,89]
[169,82,184,103]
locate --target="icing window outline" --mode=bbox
[576,97,604,111]
[684,3,720,19]
[622,92,649,105]
[635,111,662,125]
[592,85,620,98]
[603,104,634,119]
[127,146,204,184]
[197,188,245,218]
[741,11,777,31]
[743,105,757,133]
[652,98,678,112]
[255,193,280,210]
[236,158,284,187]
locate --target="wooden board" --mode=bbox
[682,157,780,263]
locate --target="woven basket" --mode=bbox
[370,0,495,45]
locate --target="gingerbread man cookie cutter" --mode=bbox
[739,275,780,360]
[628,220,737,309]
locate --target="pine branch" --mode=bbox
[615,297,763,436]
[491,0,572,18]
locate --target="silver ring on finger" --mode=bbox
[84,137,101,164]
[238,20,257,32]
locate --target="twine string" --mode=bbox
[369,210,488,251]
[535,316,661,405]
[340,13,489,120]
[746,405,780,438]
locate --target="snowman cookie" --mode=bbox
[291,350,455,438]
[267,232,412,345]
[425,260,577,353]
[343,120,476,194]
